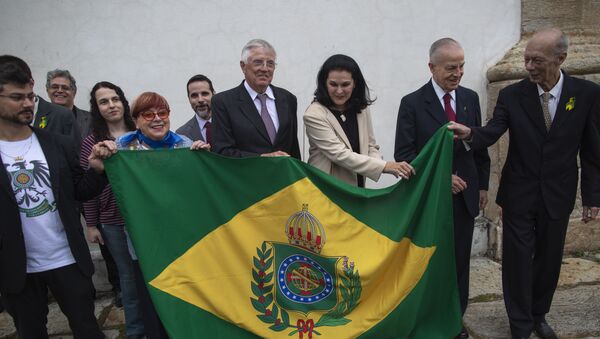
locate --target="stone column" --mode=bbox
[484,0,600,259]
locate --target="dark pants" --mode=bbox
[2,264,104,339]
[100,240,121,292]
[133,261,169,339]
[453,194,475,316]
[502,204,569,337]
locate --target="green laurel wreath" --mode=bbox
[251,242,361,336]
[251,242,292,331]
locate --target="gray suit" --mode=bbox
[176,117,204,142]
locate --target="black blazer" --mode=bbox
[35,97,81,147]
[176,117,204,142]
[395,81,490,217]
[0,128,107,293]
[211,82,300,159]
[471,73,600,219]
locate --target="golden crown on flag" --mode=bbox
[285,204,327,253]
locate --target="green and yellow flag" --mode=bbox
[105,127,461,338]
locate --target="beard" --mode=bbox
[195,107,211,120]
[1,109,33,125]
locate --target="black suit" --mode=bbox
[73,106,92,142]
[0,128,106,337]
[35,97,81,147]
[212,82,300,159]
[394,81,490,316]
[469,73,600,337]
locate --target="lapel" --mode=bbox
[0,154,17,203]
[356,109,369,154]
[34,97,52,128]
[272,86,289,144]
[519,80,548,136]
[190,118,204,141]
[34,128,61,200]
[550,72,574,132]
[236,83,271,143]
[325,108,352,149]
[423,81,448,126]
[454,87,468,125]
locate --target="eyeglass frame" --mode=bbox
[248,59,277,69]
[0,93,37,103]
[48,84,73,91]
[139,109,170,121]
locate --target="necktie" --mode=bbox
[204,121,211,144]
[541,92,552,131]
[258,93,276,143]
[443,93,456,122]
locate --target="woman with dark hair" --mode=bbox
[80,81,145,339]
[304,54,415,187]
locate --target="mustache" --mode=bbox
[19,109,34,115]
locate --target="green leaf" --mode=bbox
[256,247,263,258]
[264,248,272,258]
[269,323,288,331]
[315,317,352,327]
[253,257,261,269]
[250,298,266,313]
[251,282,262,298]
[272,304,279,319]
[257,314,274,323]
[281,309,290,326]
[261,241,267,253]
[264,257,274,270]
[264,293,273,305]
[264,272,273,282]
[252,269,260,282]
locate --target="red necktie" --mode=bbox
[443,93,456,122]
[205,121,211,144]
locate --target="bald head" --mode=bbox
[524,28,568,91]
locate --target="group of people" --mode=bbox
[0,26,598,339]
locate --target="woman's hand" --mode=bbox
[190,140,211,151]
[88,140,118,173]
[383,161,415,179]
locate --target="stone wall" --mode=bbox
[484,0,600,258]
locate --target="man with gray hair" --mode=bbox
[212,38,300,159]
[46,69,92,141]
[395,37,490,339]
[449,28,600,339]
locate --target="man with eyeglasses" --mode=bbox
[0,60,117,338]
[46,69,92,142]
[176,74,215,143]
[212,39,300,159]
[0,56,79,146]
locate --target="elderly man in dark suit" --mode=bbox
[395,38,490,339]
[46,69,92,142]
[0,61,116,338]
[176,74,215,143]
[449,28,600,339]
[212,39,300,159]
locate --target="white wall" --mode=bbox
[1,0,520,187]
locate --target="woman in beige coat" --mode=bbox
[304,54,414,187]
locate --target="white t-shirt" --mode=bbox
[0,133,76,273]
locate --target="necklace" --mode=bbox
[0,135,33,161]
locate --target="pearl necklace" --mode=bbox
[0,135,33,162]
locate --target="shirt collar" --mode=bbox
[194,114,211,129]
[536,70,564,98]
[243,80,275,100]
[431,78,456,102]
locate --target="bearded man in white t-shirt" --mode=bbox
[0,59,117,338]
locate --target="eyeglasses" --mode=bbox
[250,59,277,69]
[140,109,170,121]
[49,84,73,91]
[0,93,37,103]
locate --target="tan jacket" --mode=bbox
[304,102,386,186]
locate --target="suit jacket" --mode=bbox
[395,81,490,217]
[176,116,204,141]
[470,73,600,219]
[73,106,92,142]
[0,128,107,293]
[35,97,81,147]
[304,102,386,186]
[212,82,301,159]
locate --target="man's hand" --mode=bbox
[448,121,472,140]
[582,206,599,223]
[479,190,488,210]
[190,140,211,151]
[86,226,104,245]
[261,151,289,157]
[383,161,416,179]
[452,174,467,194]
[88,140,117,173]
